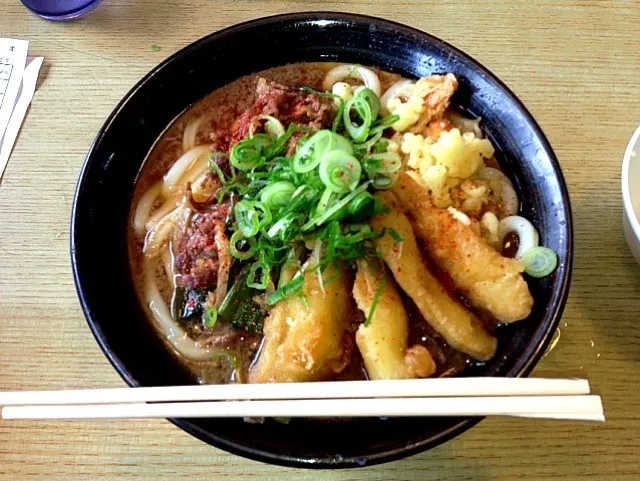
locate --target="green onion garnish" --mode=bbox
[266,275,304,305]
[521,246,558,278]
[217,84,400,314]
[387,227,403,243]
[302,181,372,231]
[319,150,362,193]
[372,174,395,189]
[234,200,260,237]
[343,96,372,142]
[208,153,228,184]
[204,306,218,328]
[292,130,352,173]
[261,115,285,138]
[364,152,402,174]
[230,230,255,260]
[355,87,381,119]
[364,276,386,327]
[369,114,400,135]
[230,138,264,171]
[260,181,296,212]
[247,260,270,290]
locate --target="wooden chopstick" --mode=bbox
[0,378,591,406]
[1,395,604,421]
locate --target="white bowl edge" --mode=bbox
[621,123,640,265]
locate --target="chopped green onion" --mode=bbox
[266,214,294,239]
[260,181,296,211]
[521,246,558,278]
[230,138,263,171]
[331,133,354,154]
[348,191,375,219]
[372,173,396,189]
[247,261,270,290]
[372,139,389,154]
[234,200,260,237]
[355,130,383,153]
[263,123,296,159]
[204,306,218,328]
[303,181,372,231]
[253,201,272,229]
[229,230,255,260]
[292,130,331,173]
[260,115,286,137]
[387,227,403,243]
[292,130,352,173]
[332,97,345,132]
[355,87,381,119]
[370,114,401,134]
[316,187,337,216]
[266,274,304,305]
[364,152,402,174]
[364,276,386,327]
[319,150,362,193]
[208,153,228,183]
[343,96,372,142]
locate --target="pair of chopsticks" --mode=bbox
[0,378,604,421]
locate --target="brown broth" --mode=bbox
[128,62,492,386]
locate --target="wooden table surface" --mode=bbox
[1,1,639,479]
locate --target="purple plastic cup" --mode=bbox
[20,0,104,20]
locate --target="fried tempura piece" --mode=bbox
[353,260,436,380]
[370,192,497,361]
[249,261,351,383]
[410,74,458,134]
[392,172,534,323]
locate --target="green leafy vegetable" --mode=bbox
[218,267,267,333]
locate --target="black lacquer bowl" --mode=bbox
[71,12,573,469]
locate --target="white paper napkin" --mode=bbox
[0,38,43,182]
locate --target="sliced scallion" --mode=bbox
[348,191,375,218]
[229,230,255,260]
[319,150,362,193]
[204,306,218,328]
[292,130,353,173]
[260,181,296,211]
[343,96,372,142]
[387,227,403,243]
[266,274,304,305]
[208,153,228,184]
[234,200,260,237]
[364,152,402,174]
[521,246,558,278]
[230,138,263,171]
[370,114,401,135]
[316,187,336,216]
[247,261,270,290]
[355,87,381,119]
[364,276,386,327]
[261,115,285,137]
[372,173,396,189]
[302,181,372,231]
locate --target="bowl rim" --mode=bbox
[622,124,640,242]
[71,11,574,469]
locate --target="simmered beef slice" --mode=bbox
[231,78,335,144]
[174,206,230,290]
